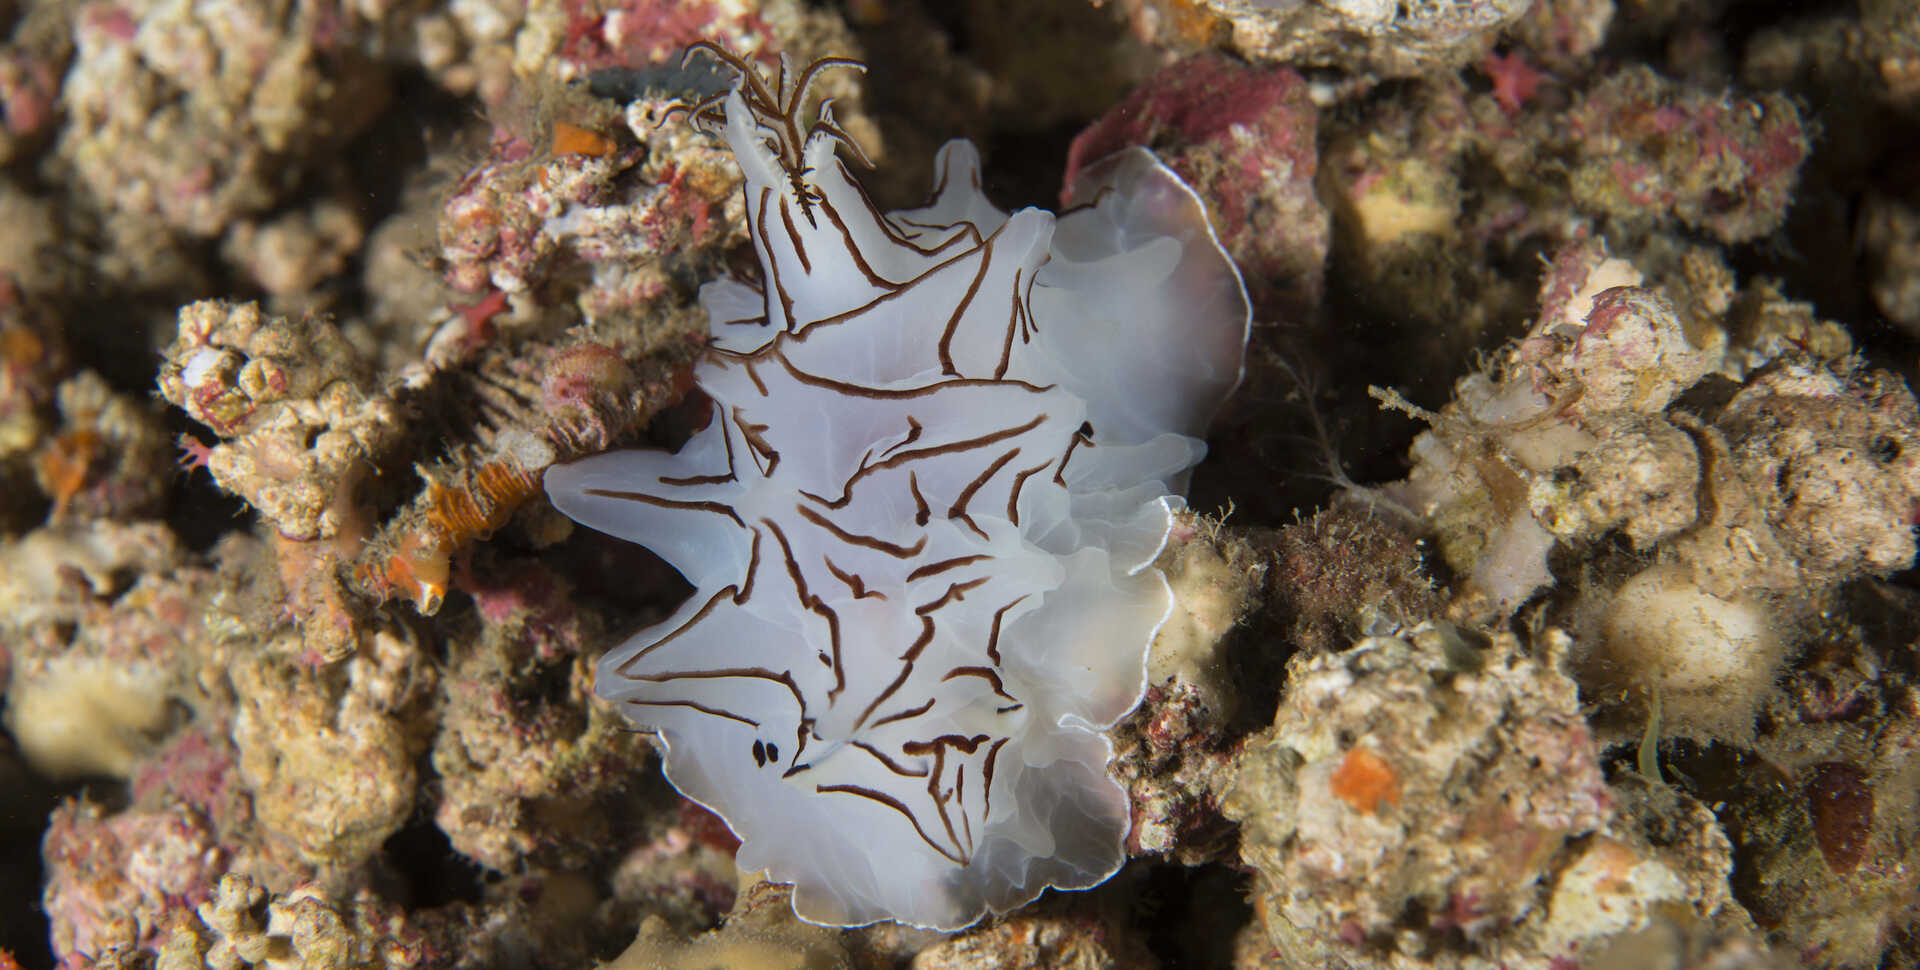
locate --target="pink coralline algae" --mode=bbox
[436,123,737,317]
[1110,0,1532,78]
[431,598,654,872]
[438,127,613,295]
[1559,66,1812,243]
[556,0,774,75]
[52,0,390,269]
[1067,53,1327,319]
[1224,627,1747,966]
[1112,680,1237,861]
[0,51,59,144]
[128,728,245,827]
[42,800,226,963]
[1477,50,1548,114]
[1505,0,1614,68]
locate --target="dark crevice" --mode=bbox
[1136,862,1255,969]
[378,814,487,908]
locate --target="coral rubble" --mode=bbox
[1,0,1917,968]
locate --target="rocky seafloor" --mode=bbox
[2,0,1919,968]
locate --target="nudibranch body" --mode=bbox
[546,46,1249,930]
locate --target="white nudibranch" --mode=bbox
[546,44,1250,930]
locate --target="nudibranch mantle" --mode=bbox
[546,48,1250,931]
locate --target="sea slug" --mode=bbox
[546,45,1250,930]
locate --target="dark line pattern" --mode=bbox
[907,554,990,582]
[937,233,995,376]
[1007,463,1049,526]
[594,201,1055,875]
[817,784,967,865]
[761,517,847,700]
[1053,422,1094,486]
[796,504,927,558]
[985,597,1025,666]
[583,488,746,527]
[870,698,936,728]
[853,740,930,777]
[816,192,896,290]
[824,555,883,599]
[800,413,1050,511]
[779,195,812,273]
[575,45,1215,904]
[755,188,798,326]
[625,698,758,727]
[942,666,1020,703]
[948,448,1020,540]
